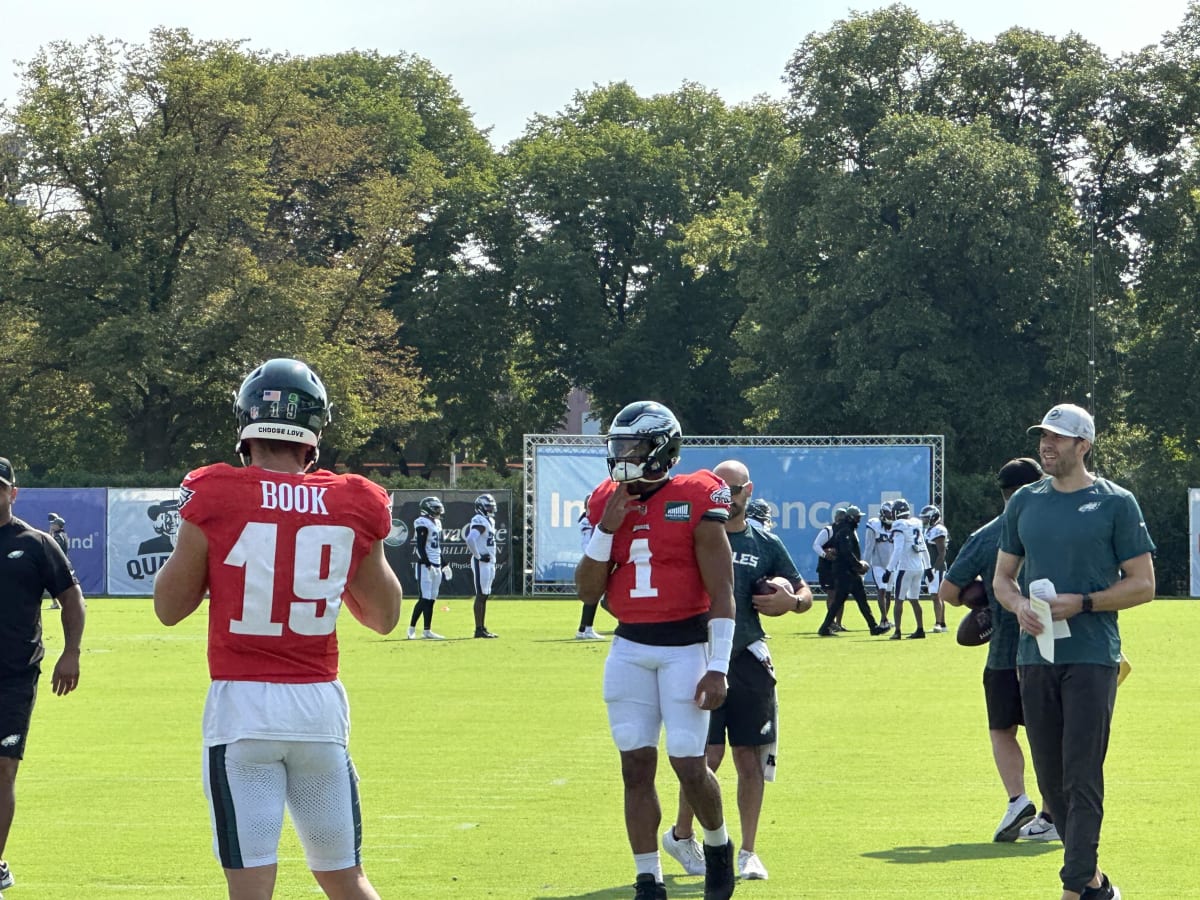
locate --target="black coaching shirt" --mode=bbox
[0,516,77,675]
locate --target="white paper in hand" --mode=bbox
[1028,578,1072,640]
[1027,595,1056,662]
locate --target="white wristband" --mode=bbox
[707,617,735,674]
[584,527,614,562]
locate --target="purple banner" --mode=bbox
[12,488,108,595]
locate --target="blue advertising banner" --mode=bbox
[532,441,935,589]
[12,487,108,594]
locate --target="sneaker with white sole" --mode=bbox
[994,794,1036,842]
[662,827,705,875]
[1018,813,1060,841]
[0,860,11,889]
[575,628,606,641]
[422,630,445,640]
[738,849,768,880]
[1080,873,1121,900]
[406,626,417,640]
[932,623,948,633]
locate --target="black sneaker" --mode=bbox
[703,840,735,900]
[474,628,499,639]
[889,630,903,641]
[870,624,890,635]
[908,629,926,639]
[633,873,667,900]
[817,628,838,637]
[1080,873,1121,900]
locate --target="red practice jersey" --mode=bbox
[178,463,392,683]
[586,470,730,624]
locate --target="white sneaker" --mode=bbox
[576,628,606,641]
[932,623,948,633]
[994,794,1036,842]
[662,827,706,875]
[406,627,417,640]
[422,630,446,640]
[737,849,768,880]
[1018,813,1060,841]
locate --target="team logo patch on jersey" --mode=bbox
[664,501,691,521]
[0,733,21,747]
[385,520,409,547]
[178,485,195,510]
[712,485,732,504]
[1077,501,1102,513]
[6,550,23,559]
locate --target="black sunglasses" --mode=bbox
[728,483,750,495]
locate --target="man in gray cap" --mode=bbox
[993,404,1155,900]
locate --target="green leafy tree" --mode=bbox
[1,31,430,473]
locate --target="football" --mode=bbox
[753,577,777,596]
[753,576,791,596]
[960,578,988,610]
[956,605,993,646]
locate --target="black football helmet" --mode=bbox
[475,493,497,516]
[234,358,331,466]
[844,504,863,524]
[891,498,911,519]
[920,504,941,527]
[879,501,895,524]
[419,496,444,518]
[746,498,772,528]
[606,401,683,483]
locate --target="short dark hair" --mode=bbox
[997,457,1044,490]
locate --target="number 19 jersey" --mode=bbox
[178,463,392,683]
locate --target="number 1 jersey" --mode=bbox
[178,463,392,683]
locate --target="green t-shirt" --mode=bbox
[999,476,1155,667]
[729,522,802,654]
[945,515,1021,671]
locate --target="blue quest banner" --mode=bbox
[11,487,108,595]
[532,442,935,588]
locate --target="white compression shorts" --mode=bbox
[602,636,710,758]
[893,570,923,601]
[472,558,496,595]
[417,563,443,600]
[203,739,363,872]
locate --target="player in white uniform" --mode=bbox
[884,499,931,640]
[862,501,895,630]
[921,505,950,632]
[408,496,446,640]
[466,493,499,638]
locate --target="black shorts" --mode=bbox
[983,667,1024,731]
[708,650,776,747]
[0,671,40,760]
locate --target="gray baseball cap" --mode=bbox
[1027,403,1095,442]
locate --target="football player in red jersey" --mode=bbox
[154,359,402,900]
[576,401,738,900]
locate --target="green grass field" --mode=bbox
[14,597,1198,898]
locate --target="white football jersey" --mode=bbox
[470,513,496,558]
[579,513,593,553]
[925,522,949,548]
[862,517,893,568]
[414,514,442,565]
[888,516,930,573]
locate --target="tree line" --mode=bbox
[2,4,1199,591]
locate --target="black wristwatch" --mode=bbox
[1081,593,1094,613]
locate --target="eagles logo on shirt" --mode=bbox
[178,485,195,510]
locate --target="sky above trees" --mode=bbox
[0,0,1192,145]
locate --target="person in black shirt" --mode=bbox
[46,514,69,610]
[0,457,86,895]
[817,505,890,637]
